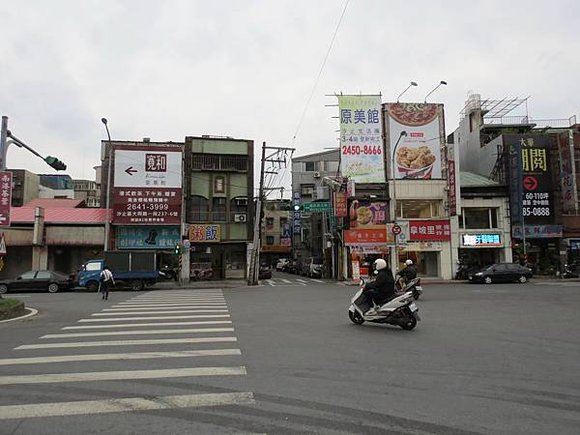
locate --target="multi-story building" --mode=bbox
[9,169,39,207]
[73,179,100,207]
[183,136,254,280]
[452,93,579,274]
[291,149,340,272]
[260,199,292,266]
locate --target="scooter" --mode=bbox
[348,278,422,330]
[562,263,579,279]
[455,260,471,280]
[395,273,423,300]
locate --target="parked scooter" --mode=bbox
[348,278,422,330]
[562,263,579,279]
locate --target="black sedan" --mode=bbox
[468,263,533,284]
[0,270,73,294]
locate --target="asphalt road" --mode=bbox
[1,275,579,434]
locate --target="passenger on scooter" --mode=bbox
[364,259,395,312]
[399,259,417,284]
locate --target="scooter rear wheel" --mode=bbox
[400,316,417,330]
[349,310,365,325]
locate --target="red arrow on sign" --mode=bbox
[523,176,538,191]
[125,166,138,176]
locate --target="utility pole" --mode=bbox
[248,142,295,285]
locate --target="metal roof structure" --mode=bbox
[10,207,107,224]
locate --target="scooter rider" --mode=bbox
[364,259,395,310]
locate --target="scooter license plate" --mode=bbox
[409,302,418,312]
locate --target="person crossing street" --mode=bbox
[100,266,115,300]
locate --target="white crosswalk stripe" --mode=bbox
[264,277,330,286]
[0,289,252,422]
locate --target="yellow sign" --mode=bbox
[188,224,221,242]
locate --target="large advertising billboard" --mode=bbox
[385,103,444,180]
[338,95,384,183]
[112,146,183,224]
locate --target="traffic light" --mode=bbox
[174,243,182,255]
[293,204,302,212]
[44,156,67,171]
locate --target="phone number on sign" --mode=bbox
[342,145,382,156]
[126,203,170,211]
[522,207,550,217]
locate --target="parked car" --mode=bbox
[258,264,273,280]
[275,258,289,271]
[468,263,533,284]
[0,270,73,294]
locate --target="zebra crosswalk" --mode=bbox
[264,277,327,286]
[0,289,255,422]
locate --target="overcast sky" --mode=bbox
[2,0,579,196]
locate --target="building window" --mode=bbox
[188,195,209,221]
[214,176,225,193]
[266,217,274,229]
[397,200,442,219]
[300,184,314,198]
[192,154,248,171]
[460,207,498,229]
[266,236,275,245]
[305,161,315,171]
[212,197,227,221]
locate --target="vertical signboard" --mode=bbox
[338,95,384,183]
[386,103,444,180]
[292,191,301,235]
[333,192,347,217]
[558,131,578,213]
[446,140,460,216]
[112,146,183,224]
[0,171,12,227]
[507,135,554,227]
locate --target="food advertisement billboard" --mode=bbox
[338,95,384,183]
[385,103,444,180]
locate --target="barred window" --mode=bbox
[191,154,248,171]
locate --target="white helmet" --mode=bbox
[374,259,387,270]
[405,259,413,266]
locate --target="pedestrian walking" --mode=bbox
[100,266,115,300]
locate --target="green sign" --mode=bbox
[303,201,331,213]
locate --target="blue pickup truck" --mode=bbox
[77,251,161,292]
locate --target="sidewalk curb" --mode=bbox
[0,307,38,323]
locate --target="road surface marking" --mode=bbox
[123,297,226,302]
[78,314,230,322]
[92,309,229,316]
[102,304,227,311]
[0,392,254,420]
[281,279,292,283]
[310,279,324,283]
[116,300,225,306]
[16,337,237,350]
[63,319,231,329]
[0,366,247,386]
[0,349,242,366]
[42,327,234,339]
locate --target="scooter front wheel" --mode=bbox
[349,310,365,325]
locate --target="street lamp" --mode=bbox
[424,80,448,102]
[101,118,113,251]
[396,82,418,102]
[391,130,408,271]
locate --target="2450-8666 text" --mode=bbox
[341,145,382,155]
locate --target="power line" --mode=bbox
[291,0,350,147]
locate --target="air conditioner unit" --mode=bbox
[313,171,321,178]
[234,213,248,223]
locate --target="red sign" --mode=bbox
[344,228,387,245]
[448,160,457,216]
[0,171,12,227]
[334,192,347,217]
[523,176,538,191]
[113,187,182,224]
[409,220,451,241]
[392,224,402,235]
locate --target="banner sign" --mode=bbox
[117,225,181,250]
[189,224,221,242]
[338,95,384,182]
[558,132,578,213]
[112,146,183,224]
[506,135,554,225]
[386,103,444,180]
[0,171,12,227]
[293,192,301,235]
[512,224,562,239]
[344,228,387,246]
[461,233,503,248]
[348,201,388,229]
[409,220,451,241]
[334,192,347,217]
